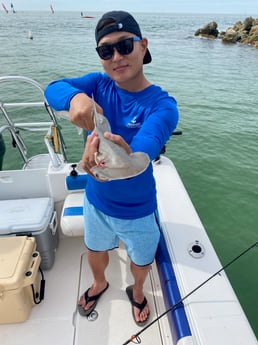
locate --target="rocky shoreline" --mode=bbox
[195,16,258,48]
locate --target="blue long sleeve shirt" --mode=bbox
[44,72,179,219]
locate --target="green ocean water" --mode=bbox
[0,11,258,337]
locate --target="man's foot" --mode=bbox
[78,282,109,317]
[126,285,150,326]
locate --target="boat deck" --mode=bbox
[0,237,172,345]
[0,156,257,345]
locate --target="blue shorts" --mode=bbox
[84,196,161,266]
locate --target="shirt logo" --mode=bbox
[127,116,141,128]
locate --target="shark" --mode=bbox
[90,101,150,181]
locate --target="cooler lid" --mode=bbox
[0,236,36,290]
[0,197,53,234]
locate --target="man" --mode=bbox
[44,10,179,326]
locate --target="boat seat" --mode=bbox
[23,154,51,170]
[60,174,88,237]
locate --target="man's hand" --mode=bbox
[69,93,103,131]
[81,131,100,175]
[103,132,132,155]
[81,131,132,179]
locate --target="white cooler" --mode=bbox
[0,197,58,270]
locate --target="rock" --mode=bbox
[222,28,241,44]
[242,23,258,48]
[196,17,258,48]
[195,21,219,39]
[242,16,255,32]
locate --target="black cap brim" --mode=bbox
[143,48,152,64]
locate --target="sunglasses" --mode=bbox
[96,36,141,60]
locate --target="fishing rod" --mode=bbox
[122,241,258,345]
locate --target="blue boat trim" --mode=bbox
[63,206,83,216]
[156,230,192,343]
[66,174,88,190]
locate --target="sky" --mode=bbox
[3,0,258,15]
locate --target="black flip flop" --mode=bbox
[78,282,109,317]
[126,285,150,327]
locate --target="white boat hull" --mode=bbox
[0,76,256,345]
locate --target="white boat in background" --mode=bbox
[1,2,8,13]
[0,76,257,345]
[28,30,33,39]
[10,2,15,13]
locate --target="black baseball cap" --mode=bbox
[95,10,152,64]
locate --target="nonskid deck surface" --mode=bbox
[0,237,172,345]
[75,242,172,345]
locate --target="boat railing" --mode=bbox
[44,127,64,169]
[0,76,67,169]
[0,124,28,162]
